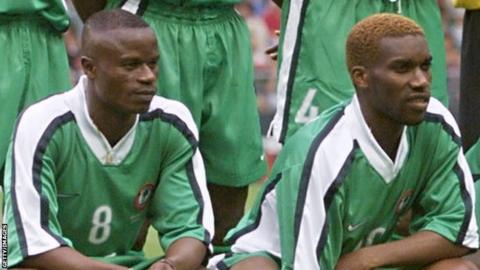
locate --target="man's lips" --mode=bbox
[406,94,430,110]
[132,90,155,102]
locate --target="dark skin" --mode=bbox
[335,34,468,269]
[16,26,206,270]
[74,0,254,246]
[150,238,206,270]
[18,247,128,270]
[352,35,432,161]
[231,256,279,270]
[425,258,479,270]
[82,27,159,146]
[208,183,248,246]
[72,0,107,21]
[230,34,470,270]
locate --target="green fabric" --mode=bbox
[0,16,71,180]
[466,138,480,248]
[107,0,267,186]
[222,100,473,269]
[275,0,448,142]
[0,0,69,31]
[4,84,211,268]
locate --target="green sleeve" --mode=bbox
[466,139,480,180]
[4,133,72,268]
[410,137,477,247]
[149,130,212,251]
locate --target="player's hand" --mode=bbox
[265,30,280,61]
[335,248,375,270]
[149,258,176,270]
[266,44,278,60]
[149,262,173,270]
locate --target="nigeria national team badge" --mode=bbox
[395,189,414,214]
[134,183,155,210]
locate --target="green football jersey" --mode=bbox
[466,138,480,247]
[105,0,267,187]
[215,96,478,269]
[0,0,69,31]
[269,0,448,143]
[3,76,214,268]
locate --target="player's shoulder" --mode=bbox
[13,90,75,151]
[420,97,461,143]
[425,97,457,124]
[279,103,354,167]
[16,91,74,134]
[142,95,199,138]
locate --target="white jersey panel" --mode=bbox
[269,0,306,141]
[426,97,461,137]
[12,92,72,255]
[149,95,214,245]
[294,117,354,269]
[231,188,281,258]
[457,150,479,248]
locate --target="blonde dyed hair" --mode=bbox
[346,13,425,70]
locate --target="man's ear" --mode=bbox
[81,56,96,79]
[351,66,368,89]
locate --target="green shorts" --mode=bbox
[269,0,448,143]
[0,15,71,174]
[108,0,267,187]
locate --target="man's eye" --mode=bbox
[147,61,158,69]
[394,64,409,73]
[123,62,139,69]
[420,62,431,71]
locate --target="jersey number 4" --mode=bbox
[88,205,112,244]
[295,88,319,124]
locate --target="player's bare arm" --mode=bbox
[72,0,107,21]
[335,231,471,270]
[230,256,279,270]
[149,237,207,270]
[18,247,128,270]
[425,258,479,270]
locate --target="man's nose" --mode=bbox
[410,67,430,90]
[137,64,156,84]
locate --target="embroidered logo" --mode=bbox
[347,220,367,232]
[134,183,155,210]
[395,189,414,214]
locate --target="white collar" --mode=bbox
[346,95,409,183]
[68,76,138,165]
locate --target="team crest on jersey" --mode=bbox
[134,183,155,210]
[395,189,414,214]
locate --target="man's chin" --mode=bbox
[404,114,426,126]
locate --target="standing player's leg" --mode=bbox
[199,9,267,245]
[0,17,71,185]
[207,184,249,246]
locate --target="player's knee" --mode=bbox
[425,258,479,270]
[230,256,279,270]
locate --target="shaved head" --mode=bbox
[81,9,151,57]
